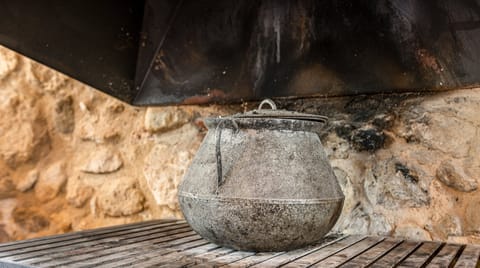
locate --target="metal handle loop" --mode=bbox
[258,99,277,110]
[214,118,238,194]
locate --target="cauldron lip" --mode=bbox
[233,108,328,123]
[203,116,328,134]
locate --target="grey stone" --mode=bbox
[436,161,477,192]
[369,213,393,236]
[406,114,475,158]
[323,133,350,159]
[334,205,370,235]
[372,114,396,130]
[333,205,393,236]
[351,127,385,151]
[333,167,349,191]
[365,158,429,208]
[334,122,356,141]
[331,167,357,229]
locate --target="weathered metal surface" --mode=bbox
[178,103,344,251]
[134,0,480,105]
[1,221,478,267]
[179,196,343,252]
[1,1,480,105]
[0,0,144,103]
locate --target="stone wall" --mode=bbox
[0,46,479,244]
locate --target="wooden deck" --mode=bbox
[0,220,478,267]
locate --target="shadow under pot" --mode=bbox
[178,99,344,252]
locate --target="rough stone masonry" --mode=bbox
[0,45,479,244]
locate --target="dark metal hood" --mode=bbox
[1,0,480,106]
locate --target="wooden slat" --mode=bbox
[427,244,463,268]
[140,248,248,268]
[282,235,366,268]
[221,252,284,268]
[32,232,201,267]
[310,236,384,267]
[95,242,219,268]
[22,227,194,266]
[248,236,346,268]
[147,243,222,268]
[369,240,422,268]
[8,224,192,263]
[340,238,402,268]
[0,220,175,250]
[0,219,478,268]
[0,221,188,259]
[130,240,212,267]
[454,245,480,268]
[397,242,443,267]
[201,250,256,267]
[186,248,236,267]
[22,229,195,266]
[90,238,212,268]
[0,220,182,254]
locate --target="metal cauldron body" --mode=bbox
[178,103,344,251]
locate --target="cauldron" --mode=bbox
[178,99,344,251]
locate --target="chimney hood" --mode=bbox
[1,0,479,106]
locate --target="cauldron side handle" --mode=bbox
[214,118,239,194]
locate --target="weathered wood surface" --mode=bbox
[0,220,478,267]
[455,245,480,268]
